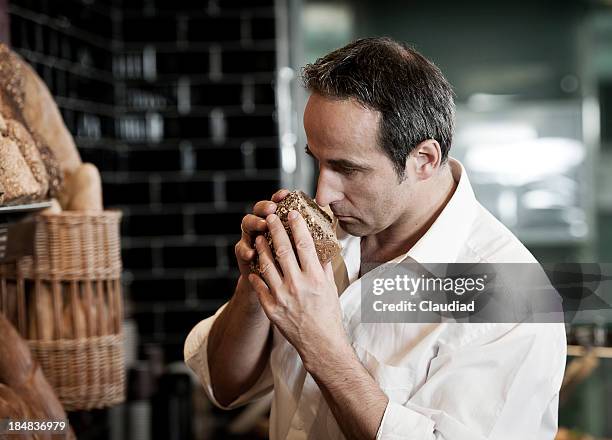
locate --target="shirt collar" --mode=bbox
[403,157,478,264]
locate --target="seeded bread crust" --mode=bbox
[251,190,341,274]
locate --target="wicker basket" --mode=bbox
[0,211,125,411]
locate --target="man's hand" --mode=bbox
[234,189,290,298]
[247,209,349,367]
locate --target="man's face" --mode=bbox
[304,93,415,237]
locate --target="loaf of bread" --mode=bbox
[3,116,49,199]
[251,190,341,274]
[39,198,62,215]
[2,281,19,329]
[0,43,69,206]
[0,134,41,205]
[0,316,75,439]
[0,383,32,418]
[61,286,87,339]
[0,43,81,176]
[27,283,55,341]
[59,162,103,212]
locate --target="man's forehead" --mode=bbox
[305,99,380,144]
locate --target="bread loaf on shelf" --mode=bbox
[0,43,74,206]
[0,134,41,205]
[61,284,87,339]
[2,280,19,329]
[27,283,55,341]
[251,190,341,274]
[0,43,81,177]
[2,116,49,199]
[59,162,103,212]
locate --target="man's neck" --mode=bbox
[360,166,457,271]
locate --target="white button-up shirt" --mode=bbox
[184,158,567,440]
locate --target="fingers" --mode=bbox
[272,188,290,203]
[254,234,285,289]
[235,240,255,262]
[287,210,320,274]
[323,260,335,284]
[253,200,277,218]
[248,273,276,317]
[265,213,301,279]
[241,214,267,238]
[239,214,267,262]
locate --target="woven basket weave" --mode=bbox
[0,211,125,411]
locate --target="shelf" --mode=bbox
[9,4,118,50]
[0,201,53,214]
[567,344,612,359]
[121,40,276,53]
[0,202,51,262]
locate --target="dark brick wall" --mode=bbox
[9,0,280,363]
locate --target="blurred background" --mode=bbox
[1,0,611,438]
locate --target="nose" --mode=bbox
[315,168,344,207]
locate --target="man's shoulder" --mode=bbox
[461,202,538,264]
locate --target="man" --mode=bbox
[185,37,566,439]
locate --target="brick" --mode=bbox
[123,17,178,42]
[162,245,217,268]
[72,77,114,104]
[128,277,187,303]
[126,213,184,236]
[133,310,159,336]
[103,182,151,206]
[79,11,113,40]
[225,177,280,203]
[187,17,241,42]
[164,309,210,335]
[253,82,275,105]
[157,52,209,75]
[163,341,189,363]
[195,275,237,301]
[254,146,279,169]
[100,115,116,138]
[225,243,239,272]
[144,0,204,10]
[195,147,243,170]
[122,0,145,9]
[122,246,154,270]
[127,149,182,171]
[79,147,121,172]
[225,114,277,138]
[164,115,210,138]
[160,179,214,203]
[60,108,76,134]
[190,83,242,107]
[193,211,244,235]
[251,18,275,40]
[218,0,274,8]
[122,84,178,108]
[222,50,276,74]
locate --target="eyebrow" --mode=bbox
[304,145,373,171]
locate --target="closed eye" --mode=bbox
[305,144,368,177]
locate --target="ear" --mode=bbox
[407,139,442,180]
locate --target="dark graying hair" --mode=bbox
[302,37,455,179]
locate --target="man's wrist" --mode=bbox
[301,335,355,378]
[233,276,267,317]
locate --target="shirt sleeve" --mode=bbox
[184,302,274,410]
[375,323,566,440]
